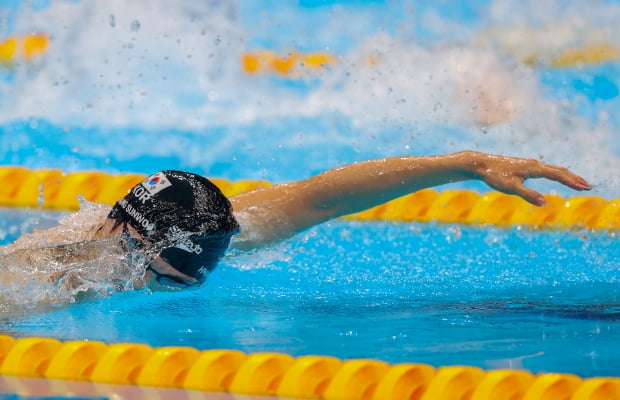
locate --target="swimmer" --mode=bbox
[0,151,592,293]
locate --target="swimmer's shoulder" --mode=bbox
[229,190,295,252]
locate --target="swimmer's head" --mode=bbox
[108,171,239,286]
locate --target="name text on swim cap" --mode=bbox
[118,198,155,232]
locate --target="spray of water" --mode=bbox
[0,201,149,310]
[1,0,619,197]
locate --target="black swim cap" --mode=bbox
[108,170,239,285]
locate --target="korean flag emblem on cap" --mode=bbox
[142,172,172,195]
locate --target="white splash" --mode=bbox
[1,0,619,196]
[0,201,147,309]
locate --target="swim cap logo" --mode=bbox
[142,172,172,196]
[165,226,203,255]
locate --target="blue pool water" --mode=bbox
[1,207,618,378]
[1,0,620,390]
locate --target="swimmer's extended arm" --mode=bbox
[229,151,592,251]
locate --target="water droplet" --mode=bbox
[109,14,116,28]
[130,20,141,32]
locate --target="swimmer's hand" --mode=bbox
[460,151,592,206]
[229,151,592,251]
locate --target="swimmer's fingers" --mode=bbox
[486,176,548,206]
[526,162,593,191]
[512,181,547,206]
[487,160,593,206]
[468,153,592,206]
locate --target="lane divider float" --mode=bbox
[1,33,616,72]
[546,43,620,68]
[0,166,617,230]
[0,336,618,400]
[241,50,337,77]
[0,34,49,65]
[240,43,620,78]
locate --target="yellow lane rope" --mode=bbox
[0,34,49,65]
[2,32,616,72]
[239,44,620,77]
[0,336,617,399]
[0,166,617,230]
